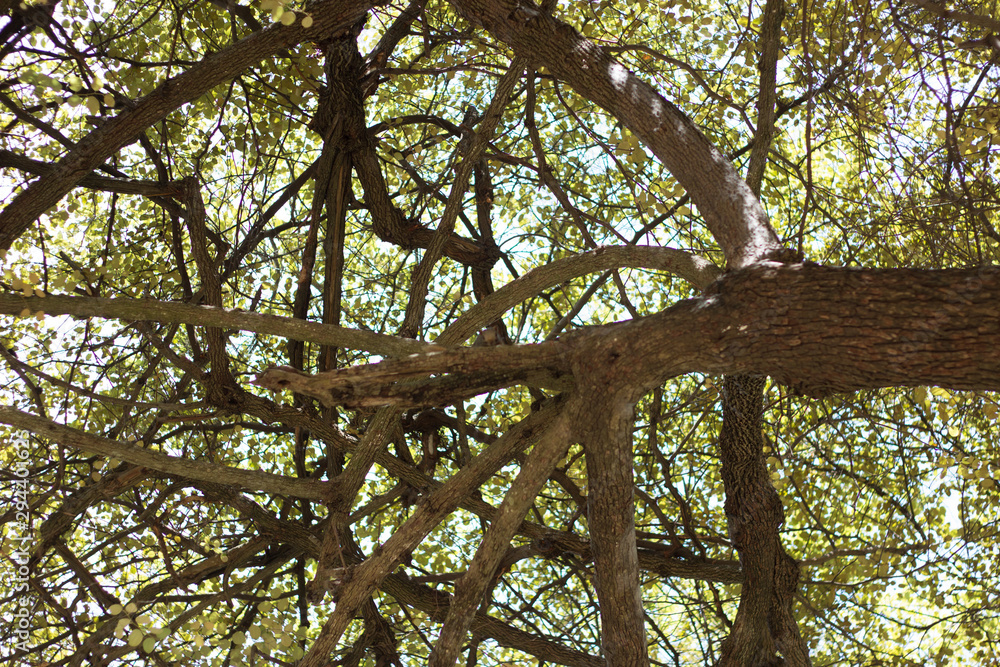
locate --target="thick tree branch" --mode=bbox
[618,263,1000,395]
[717,0,812,661]
[716,375,791,666]
[0,293,431,357]
[0,0,374,251]
[254,342,572,408]
[446,0,784,268]
[256,264,1000,408]
[0,406,330,500]
[578,393,648,666]
[430,408,574,666]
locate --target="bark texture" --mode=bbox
[606,262,1000,396]
[255,263,1000,409]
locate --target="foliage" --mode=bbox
[0,0,998,665]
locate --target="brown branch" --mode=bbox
[446,0,785,269]
[382,571,605,667]
[0,293,431,357]
[718,0,811,662]
[258,264,1000,407]
[578,391,648,665]
[430,408,574,666]
[0,149,184,197]
[0,406,331,500]
[295,396,569,665]
[0,0,374,250]
[400,56,526,337]
[253,342,572,409]
[439,245,722,346]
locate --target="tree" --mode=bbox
[0,0,998,663]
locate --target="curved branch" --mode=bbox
[447,0,784,269]
[439,245,722,346]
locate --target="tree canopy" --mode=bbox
[0,0,998,664]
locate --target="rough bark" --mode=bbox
[716,375,804,666]
[255,264,1000,408]
[630,262,1000,396]
[579,391,649,666]
[252,262,1000,665]
[713,0,811,659]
